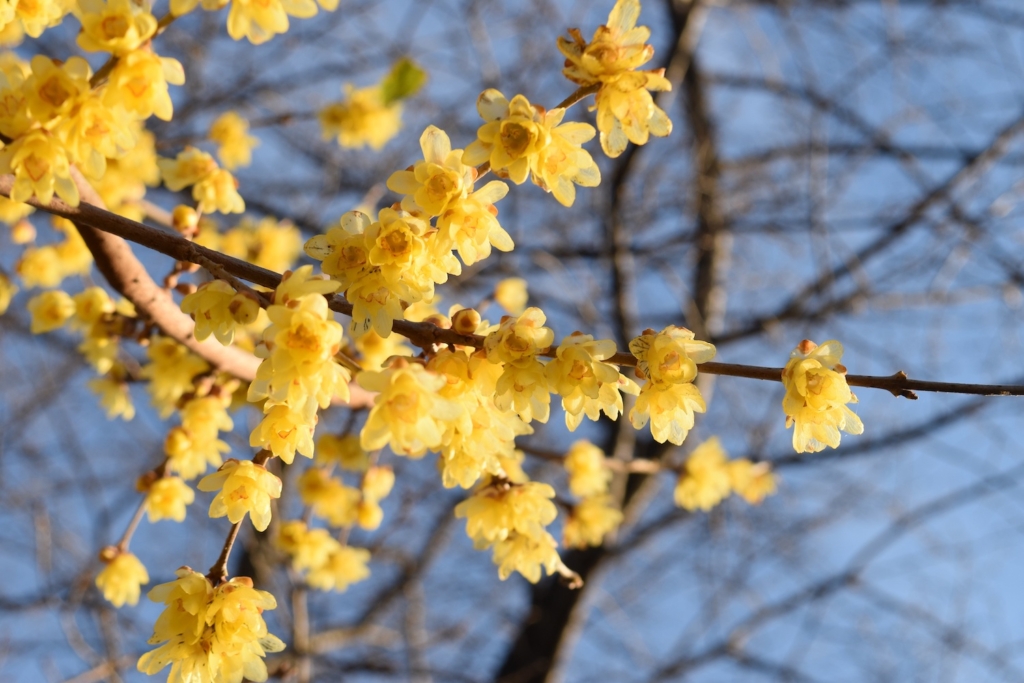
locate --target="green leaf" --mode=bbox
[379,58,427,106]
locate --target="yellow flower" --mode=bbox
[27,289,74,333]
[546,332,638,431]
[674,437,731,512]
[89,124,160,220]
[492,531,560,583]
[220,215,302,273]
[53,219,93,277]
[386,125,475,217]
[353,327,412,370]
[494,277,527,315]
[158,146,215,189]
[24,55,91,122]
[144,476,195,522]
[319,83,402,150]
[165,394,234,478]
[96,549,149,607]
[169,0,228,17]
[306,545,371,592]
[15,0,68,38]
[0,272,18,314]
[71,286,114,328]
[226,0,316,45]
[727,459,777,505]
[630,380,706,446]
[15,245,62,288]
[531,113,600,207]
[782,339,863,453]
[181,279,245,345]
[199,459,282,531]
[464,90,550,184]
[194,168,245,214]
[563,495,622,549]
[563,440,611,498]
[628,326,715,445]
[209,111,259,169]
[557,0,673,157]
[138,571,284,683]
[484,307,554,366]
[0,55,32,139]
[456,480,558,547]
[56,94,137,179]
[75,0,157,55]
[250,403,315,463]
[316,433,369,470]
[0,130,79,206]
[141,337,210,418]
[436,179,512,266]
[296,467,360,527]
[88,373,135,420]
[359,359,464,457]
[275,520,339,572]
[103,49,185,121]
[362,465,394,503]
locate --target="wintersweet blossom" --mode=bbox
[781,339,863,453]
[673,437,732,512]
[144,476,195,522]
[464,89,600,205]
[199,459,282,531]
[102,49,184,121]
[0,130,79,206]
[320,83,402,150]
[27,289,74,333]
[306,545,371,592]
[546,332,638,430]
[387,125,475,217]
[138,570,284,683]
[563,495,622,548]
[75,0,158,55]
[563,440,611,498]
[359,359,463,457]
[629,326,715,445]
[727,459,778,505]
[557,0,673,157]
[95,549,149,607]
[209,111,260,169]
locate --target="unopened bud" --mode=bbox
[172,205,199,235]
[228,291,261,324]
[10,219,35,244]
[451,308,481,335]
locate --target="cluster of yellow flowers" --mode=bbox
[456,468,565,582]
[247,266,350,463]
[562,440,623,549]
[629,326,716,445]
[171,0,335,45]
[1,0,881,678]
[673,437,777,512]
[158,146,245,215]
[0,23,182,208]
[95,547,149,607]
[137,569,284,682]
[276,520,371,592]
[319,57,426,150]
[781,339,863,453]
[195,214,303,275]
[558,0,672,157]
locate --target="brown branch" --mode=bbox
[9,178,1024,400]
[205,521,242,586]
[54,171,261,381]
